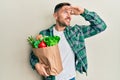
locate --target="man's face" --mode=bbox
[54,6,72,27]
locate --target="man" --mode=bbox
[30,2,107,80]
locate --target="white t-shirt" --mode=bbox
[53,27,76,80]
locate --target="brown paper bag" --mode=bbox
[32,44,63,75]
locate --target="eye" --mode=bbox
[63,10,68,13]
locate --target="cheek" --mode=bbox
[58,15,65,21]
[62,13,67,18]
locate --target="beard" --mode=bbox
[58,20,67,27]
[57,17,71,27]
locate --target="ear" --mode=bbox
[53,13,58,20]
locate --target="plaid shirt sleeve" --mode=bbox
[79,9,107,38]
[30,51,39,70]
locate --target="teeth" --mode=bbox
[67,19,70,22]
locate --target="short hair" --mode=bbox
[54,2,71,13]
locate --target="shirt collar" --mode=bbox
[48,24,72,33]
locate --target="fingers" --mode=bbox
[41,65,49,77]
[36,34,42,40]
[70,6,84,15]
[42,64,49,76]
[70,6,80,15]
[43,68,49,77]
[39,68,49,77]
[35,63,49,77]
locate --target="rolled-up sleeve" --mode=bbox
[30,51,39,70]
[80,9,107,38]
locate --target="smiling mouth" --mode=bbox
[66,19,70,22]
[66,17,71,22]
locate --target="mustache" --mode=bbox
[65,17,71,20]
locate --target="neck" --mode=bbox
[55,23,66,31]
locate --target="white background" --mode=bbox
[0,0,120,80]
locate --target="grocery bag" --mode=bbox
[32,44,63,75]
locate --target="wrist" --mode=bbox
[80,8,88,16]
[80,8,85,14]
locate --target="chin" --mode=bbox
[65,22,70,26]
[66,23,70,26]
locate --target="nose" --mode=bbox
[67,11,71,17]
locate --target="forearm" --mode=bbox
[30,51,39,70]
[80,9,107,38]
[81,9,107,30]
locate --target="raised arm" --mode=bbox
[71,6,107,38]
[80,9,107,38]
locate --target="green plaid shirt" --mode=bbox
[30,9,107,80]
